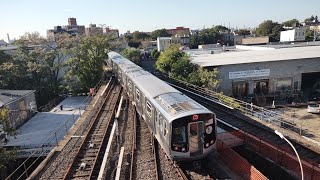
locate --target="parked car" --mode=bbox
[307,103,320,114]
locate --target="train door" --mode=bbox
[188,122,204,156]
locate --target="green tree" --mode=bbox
[212,25,229,32]
[150,49,160,59]
[236,29,251,36]
[127,40,141,48]
[256,20,282,41]
[189,27,223,48]
[0,108,16,178]
[304,15,315,24]
[0,147,16,179]
[306,29,315,41]
[121,48,141,64]
[256,20,274,36]
[151,29,170,40]
[65,35,110,93]
[282,19,300,27]
[198,68,220,90]
[155,44,184,74]
[155,44,220,89]
[270,24,283,41]
[0,108,15,137]
[132,31,151,40]
[171,56,197,81]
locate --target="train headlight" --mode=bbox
[206,143,209,147]
[210,140,214,144]
[181,147,186,152]
[174,146,179,151]
[206,126,213,134]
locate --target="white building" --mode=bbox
[157,37,181,51]
[280,28,307,42]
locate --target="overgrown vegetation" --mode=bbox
[120,48,141,64]
[0,33,115,105]
[155,44,219,90]
[0,108,17,175]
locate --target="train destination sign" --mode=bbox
[229,69,270,79]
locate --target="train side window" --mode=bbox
[128,81,132,91]
[155,111,159,123]
[163,121,167,137]
[159,116,163,132]
[146,101,152,117]
[136,89,140,102]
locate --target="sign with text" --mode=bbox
[229,69,270,79]
[16,147,53,158]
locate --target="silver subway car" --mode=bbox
[107,52,217,161]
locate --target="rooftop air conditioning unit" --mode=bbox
[210,50,214,54]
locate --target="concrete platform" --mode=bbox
[2,96,90,157]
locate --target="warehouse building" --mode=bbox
[190,45,320,105]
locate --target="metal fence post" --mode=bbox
[24,163,29,178]
[64,122,67,133]
[54,132,58,145]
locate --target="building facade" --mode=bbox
[105,27,119,38]
[157,37,181,51]
[166,27,190,37]
[280,28,307,42]
[0,90,37,132]
[47,18,85,39]
[85,24,103,36]
[190,45,320,104]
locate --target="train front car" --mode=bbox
[171,112,216,161]
[157,93,217,161]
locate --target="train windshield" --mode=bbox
[172,126,186,146]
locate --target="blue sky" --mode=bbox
[1,0,319,41]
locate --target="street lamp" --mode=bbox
[275,130,304,180]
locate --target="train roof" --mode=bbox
[108,52,212,122]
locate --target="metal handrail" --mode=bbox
[160,74,310,136]
[5,77,107,180]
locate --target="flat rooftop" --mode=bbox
[190,45,320,67]
[0,90,35,107]
[2,96,90,149]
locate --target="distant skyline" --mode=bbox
[1,0,319,42]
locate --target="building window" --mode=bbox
[254,79,269,95]
[302,32,304,36]
[136,89,140,102]
[295,32,297,36]
[146,101,152,117]
[276,78,292,91]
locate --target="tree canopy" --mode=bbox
[0,108,17,174]
[155,45,219,90]
[189,26,227,49]
[282,19,300,27]
[121,48,141,64]
[235,29,251,36]
[0,32,71,106]
[64,35,111,93]
[150,49,160,59]
[255,20,283,41]
[151,29,170,40]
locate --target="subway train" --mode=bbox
[107,52,217,161]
